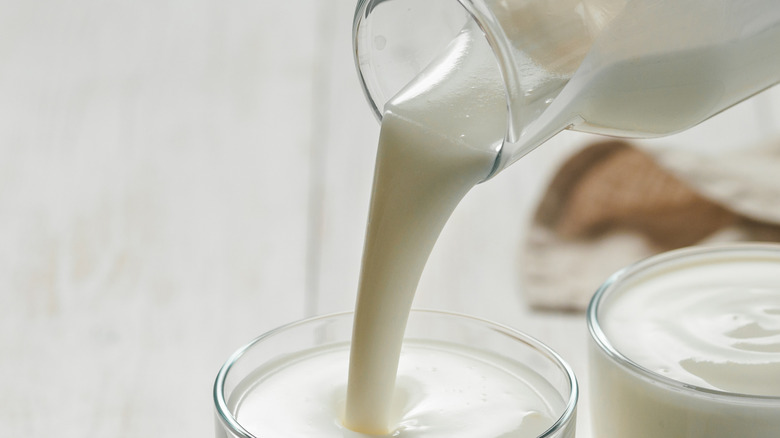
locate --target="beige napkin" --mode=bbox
[521,139,780,311]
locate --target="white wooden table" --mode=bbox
[2,1,778,436]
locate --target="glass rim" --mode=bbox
[214,308,579,438]
[587,242,780,404]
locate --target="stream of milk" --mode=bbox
[343,24,510,434]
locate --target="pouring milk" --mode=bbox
[231,0,780,436]
[231,24,566,438]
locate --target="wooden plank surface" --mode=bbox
[0,1,321,436]
[1,1,779,437]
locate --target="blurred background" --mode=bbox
[1,1,778,436]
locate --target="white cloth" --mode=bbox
[521,139,780,310]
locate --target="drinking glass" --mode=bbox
[587,244,780,438]
[214,309,578,437]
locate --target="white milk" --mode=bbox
[590,249,780,437]
[230,341,564,438]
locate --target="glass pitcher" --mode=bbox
[353,0,780,178]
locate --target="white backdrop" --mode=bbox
[1,1,778,436]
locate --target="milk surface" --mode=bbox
[601,256,780,396]
[231,341,563,438]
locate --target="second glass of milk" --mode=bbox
[214,310,578,438]
[588,244,780,438]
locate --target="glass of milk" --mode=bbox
[214,310,578,437]
[587,244,780,438]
